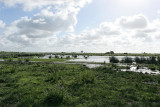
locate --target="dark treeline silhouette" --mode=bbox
[109,56,119,63]
[121,57,133,63]
[0,52,44,58]
[110,56,160,64]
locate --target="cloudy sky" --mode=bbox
[0,0,160,53]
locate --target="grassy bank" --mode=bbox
[0,58,70,62]
[20,58,69,62]
[0,63,160,106]
[1,51,160,58]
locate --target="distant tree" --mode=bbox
[72,55,77,58]
[147,56,157,64]
[157,56,160,64]
[106,51,114,54]
[121,57,133,63]
[66,56,70,59]
[109,56,119,63]
[135,56,147,64]
[49,55,52,59]
[55,55,59,59]
[110,51,114,54]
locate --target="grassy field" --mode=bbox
[0,62,160,106]
[0,58,71,63]
[18,58,69,62]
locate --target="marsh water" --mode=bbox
[0,55,159,74]
[41,55,141,63]
[119,64,160,75]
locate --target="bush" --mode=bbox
[24,58,30,62]
[121,57,133,63]
[157,56,160,64]
[109,56,119,63]
[135,57,147,64]
[147,56,157,64]
[66,56,70,59]
[49,55,52,59]
[55,55,59,58]
[148,65,158,71]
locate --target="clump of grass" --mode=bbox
[148,65,157,70]
[45,73,61,83]
[24,58,30,62]
[10,65,17,73]
[17,58,23,63]
[75,70,95,85]
[96,66,115,74]
[4,57,13,63]
[43,89,65,106]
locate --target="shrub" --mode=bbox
[66,56,70,59]
[135,57,147,64]
[49,55,52,59]
[55,55,59,59]
[109,56,119,63]
[121,57,133,63]
[148,65,157,71]
[157,56,160,64]
[147,56,157,64]
[24,58,30,62]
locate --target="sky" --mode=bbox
[0,0,160,53]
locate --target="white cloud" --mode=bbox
[0,0,92,11]
[54,14,160,53]
[0,20,5,28]
[1,12,160,52]
[158,10,160,14]
[116,14,148,29]
[2,0,92,46]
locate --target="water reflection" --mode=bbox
[0,59,4,61]
[120,64,160,75]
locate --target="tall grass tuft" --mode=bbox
[45,72,61,83]
[10,65,17,73]
[76,70,95,85]
[43,89,65,106]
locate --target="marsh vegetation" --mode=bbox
[0,52,160,106]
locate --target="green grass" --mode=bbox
[29,58,69,62]
[1,51,160,58]
[11,58,69,62]
[0,63,160,106]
